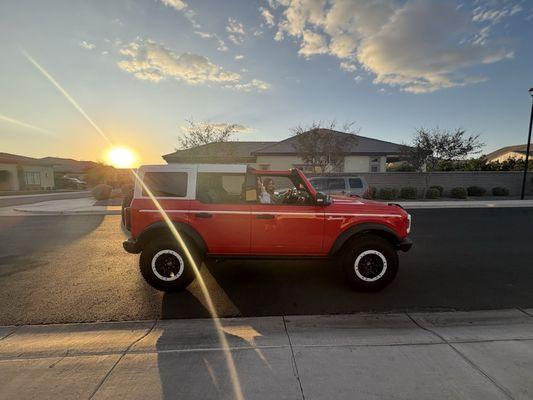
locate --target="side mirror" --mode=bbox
[315,191,331,206]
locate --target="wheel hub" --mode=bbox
[151,250,184,282]
[354,250,387,282]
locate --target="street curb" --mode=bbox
[12,208,121,216]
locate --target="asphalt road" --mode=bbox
[1,209,532,325]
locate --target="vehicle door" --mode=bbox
[188,166,250,254]
[250,173,325,255]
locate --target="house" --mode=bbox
[39,157,98,188]
[486,144,532,163]
[0,153,55,191]
[163,130,407,173]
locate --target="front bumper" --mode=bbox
[397,237,413,252]
[123,237,141,254]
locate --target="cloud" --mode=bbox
[235,54,245,60]
[268,0,519,93]
[226,17,246,45]
[259,6,276,27]
[79,40,95,50]
[340,61,357,72]
[117,39,269,91]
[160,0,187,11]
[194,31,229,52]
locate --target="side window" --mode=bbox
[142,172,187,197]
[348,178,363,189]
[310,179,328,191]
[196,173,245,204]
[328,179,346,190]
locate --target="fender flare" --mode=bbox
[329,223,401,256]
[134,221,207,254]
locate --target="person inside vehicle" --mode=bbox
[257,177,278,204]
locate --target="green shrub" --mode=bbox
[363,186,377,199]
[492,187,509,196]
[450,187,467,199]
[467,186,486,196]
[379,188,398,200]
[429,185,444,197]
[425,188,440,199]
[92,184,112,200]
[400,187,417,199]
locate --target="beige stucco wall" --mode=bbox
[254,155,387,172]
[0,164,20,191]
[343,156,387,172]
[489,151,526,163]
[254,155,307,170]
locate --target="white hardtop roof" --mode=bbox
[138,164,247,174]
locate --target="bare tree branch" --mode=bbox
[290,120,360,173]
[177,119,241,150]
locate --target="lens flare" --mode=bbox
[0,113,54,136]
[22,48,245,400]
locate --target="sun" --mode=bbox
[107,147,136,168]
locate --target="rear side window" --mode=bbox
[142,172,188,197]
[349,178,363,189]
[196,173,245,204]
[328,179,346,190]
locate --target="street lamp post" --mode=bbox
[520,88,533,200]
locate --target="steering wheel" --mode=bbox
[281,188,310,204]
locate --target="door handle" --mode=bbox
[194,212,213,218]
[256,214,275,219]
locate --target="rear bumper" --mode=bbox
[397,237,413,252]
[123,237,141,254]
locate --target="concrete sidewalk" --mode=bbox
[0,197,121,216]
[1,308,533,399]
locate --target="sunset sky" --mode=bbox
[1,0,532,165]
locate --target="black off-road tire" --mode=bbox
[139,239,201,292]
[341,234,399,292]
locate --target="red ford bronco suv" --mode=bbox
[123,164,412,292]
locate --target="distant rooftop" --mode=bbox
[163,130,408,163]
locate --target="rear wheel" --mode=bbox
[341,234,398,292]
[139,239,201,292]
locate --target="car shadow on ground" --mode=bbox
[0,215,106,276]
[157,292,293,399]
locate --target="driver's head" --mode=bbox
[263,178,275,193]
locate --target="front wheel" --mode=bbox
[139,240,200,292]
[341,235,398,292]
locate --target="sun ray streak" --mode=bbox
[21,49,245,400]
[0,113,54,136]
[20,48,112,145]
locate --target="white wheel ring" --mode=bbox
[354,250,387,282]
[151,250,184,282]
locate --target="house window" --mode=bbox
[369,158,380,173]
[24,171,41,186]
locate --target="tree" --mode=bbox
[405,127,484,192]
[290,121,360,173]
[177,119,241,150]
